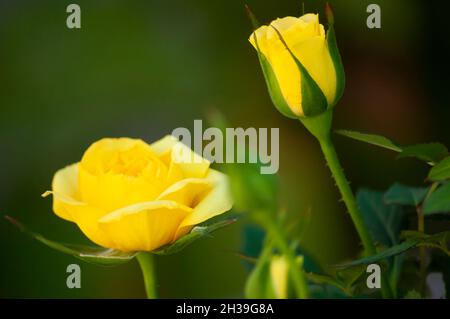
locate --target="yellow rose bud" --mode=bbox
[43,136,233,252]
[270,255,289,299]
[270,254,304,299]
[249,12,345,118]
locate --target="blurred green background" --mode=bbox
[1,0,449,298]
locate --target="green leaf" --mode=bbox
[271,26,328,117]
[335,240,418,268]
[337,231,450,268]
[423,183,450,215]
[428,156,450,181]
[357,188,406,292]
[357,189,405,247]
[336,130,449,165]
[398,143,448,164]
[335,130,402,152]
[306,272,346,292]
[401,230,450,255]
[383,183,428,206]
[5,216,136,266]
[309,265,374,297]
[153,216,237,255]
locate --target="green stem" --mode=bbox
[416,182,437,295]
[416,207,426,294]
[264,219,310,299]
[136,252,158,299]
[300,111,393,298]
[318,136,376,255]
[318,135,393,298]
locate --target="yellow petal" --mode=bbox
[98,200,192,252]
[71,204,114,248]
[150,135,178,164]
[269,15,321,42]
[249,25,270,55]
[48,163,80,221]
[151,135,210,179]
[157,178,211,207]
[171,141,210,178]
[43,170,114,248]
[175,169,233,238]
[80,138,154,175]
[78,137,172,211]
[78,164,167,212]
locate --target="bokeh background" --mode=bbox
[1,0,449,298]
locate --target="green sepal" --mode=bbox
[6,214,237,262]
[5,216,136,266]
[244,5,260,30]
[256,50,299,119]
[271,26,328,117]
[250,32,298,119]
[326,14,345,106]
[152,215,237,255]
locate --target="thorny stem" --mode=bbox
[317,135,394,299]
[417,182,439,295]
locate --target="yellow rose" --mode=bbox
[249,11,344,118]
[43,136,233,252]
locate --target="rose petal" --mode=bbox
[47,163,80,221]
[157,178,211,207]
[43,169,114,248]
[78,164,167,212]
[98,200,192,252]
[151,135,210,179]
[175,169,233,238]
